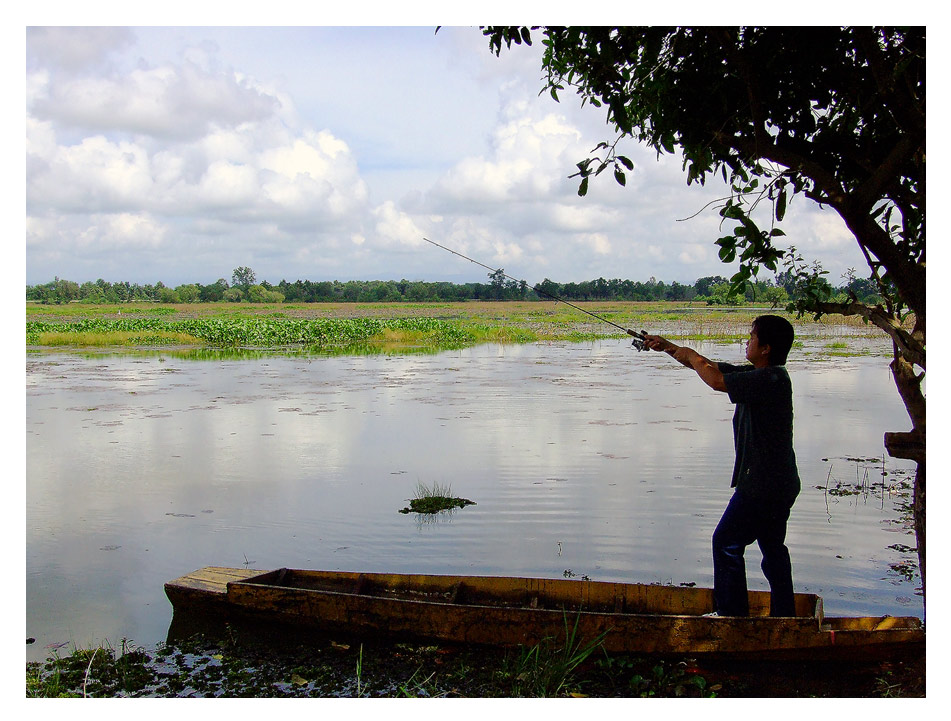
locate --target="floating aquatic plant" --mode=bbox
[399,481,475,515]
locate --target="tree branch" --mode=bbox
[814,299,924,369]
[854,131,924,210]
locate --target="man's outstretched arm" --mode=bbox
[643,334,727,392]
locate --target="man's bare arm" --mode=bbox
[643,334,727,392]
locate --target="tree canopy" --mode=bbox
[34,270,852,306]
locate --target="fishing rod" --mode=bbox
[422,237,649,350]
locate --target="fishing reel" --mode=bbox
[629,330,649,352]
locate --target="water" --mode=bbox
[25,337,921,662]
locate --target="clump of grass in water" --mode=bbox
[399,481,475,514]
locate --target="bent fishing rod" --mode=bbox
[422,237,649,350]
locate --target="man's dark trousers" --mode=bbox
[712,490,795,616]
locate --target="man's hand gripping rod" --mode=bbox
[422,237,649,350]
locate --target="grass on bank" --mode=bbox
[26,633,923,698]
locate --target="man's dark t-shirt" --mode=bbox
[717,362,800,506]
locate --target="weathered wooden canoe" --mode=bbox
[165,567,924,659]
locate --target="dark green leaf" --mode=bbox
[578,177,589,197]
[609,98,632,134]
[614,168,626,186]
[729,281,748,298]
[776,187,787,222]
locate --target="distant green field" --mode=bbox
[25,301,882,354]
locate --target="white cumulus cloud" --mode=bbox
[371,201,427,250]
[24,26,873,287]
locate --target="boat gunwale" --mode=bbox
[227,567,829,622]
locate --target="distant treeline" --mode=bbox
[26,269,881,307]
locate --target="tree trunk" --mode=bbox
[913,462,925,602]
[885,351,926,605]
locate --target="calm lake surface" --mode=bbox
[25,336,921,662]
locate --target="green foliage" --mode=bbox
[27,277,232,305]
[157,286,180,304]
[707,282,741,306]
[595,657,717,698]
[28,273,830,305]
[201,279,230,302]
[232,266,256,290]
[175,284,201,303]
[784,254,833,317]
[246,284,285,303]
[761,285,790,309]
[693,275,729,297]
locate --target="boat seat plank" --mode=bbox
[168,567,262,595]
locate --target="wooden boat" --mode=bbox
[165,567,924,659]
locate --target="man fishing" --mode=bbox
[643,315,800,617]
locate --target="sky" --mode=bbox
[21,10,912,290]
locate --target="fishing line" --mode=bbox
[422,237,648,349]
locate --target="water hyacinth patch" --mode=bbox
[26,317,479,351]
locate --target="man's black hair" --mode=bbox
[752,315,795,365]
